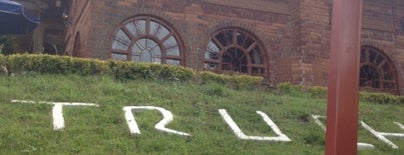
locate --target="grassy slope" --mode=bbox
[0,74,402,154]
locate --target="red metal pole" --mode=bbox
[325,0,363,155]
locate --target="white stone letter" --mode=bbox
[12,100,99,130]
[218,109,291,142]
[123,106,190,136]
[361,121,404,149]
[311,115,375,150]
[394,122,404,130]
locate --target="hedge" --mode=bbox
[0,54,262,89]
[2,54,402,103]
[274,82,404,105]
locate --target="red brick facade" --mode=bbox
[64,0,404,95]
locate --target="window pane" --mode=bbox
[166,59,180,66]
[166,46,180,56]
[252,67,265,74]
[359,65,380,88]
[136,39,146,50]
[383,83,395,89]
[205,50,219,60]
[164,36,178,48]
[112,30,130,50]
[384,72,394,80]
[151,43,162,56]
[132,55,141,62]
[244,37,254,49]
[369,50,377,63]
[241,65,248,73]
[222,48,247,73]
[205,41,220,60]
[153,57,162,64]
[112,16,183,66]
[156,26,170,40]
[360,50,367,63]
[146,39,158,50]
[132,39,163,63]
[141,51,151,62]
[204,63,218,70]
[216,30,233,46]
[135,20,146,35]
[132,42,142,54]
[376,54,384,64]
[150,21,160,36]
[236,31,246,46]
[383,63,390,72]
[250,47,263,64]
[111,53,128,60]
[125,23,139,37]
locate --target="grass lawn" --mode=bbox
[0,74,402,154]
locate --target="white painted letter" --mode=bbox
[395,122,404,130]
[218,109,291,142]
[311,115,375,150]
[12,100,99,130]
[361,121,404,149]
[123,106,190,136]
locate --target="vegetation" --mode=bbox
[0,54,402,154]
[0,35,16,55]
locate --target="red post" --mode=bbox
[325,0,363,155]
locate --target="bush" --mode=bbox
[274,82,403,105]
[3,54,261,89]
[309,86,327,98]
[109,61,195,82]
[360,92,404,105]
[198,71,263,89]
[275,82,304,95]
[7,54,110,75]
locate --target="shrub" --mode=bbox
[7,54,110,75]
[309,86,327,98]
[275,82,304,95]
[198,71,226,84]
[198,71,263,89]
[109,61,195,82]
[360,92,404,105]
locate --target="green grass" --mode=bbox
[0,74,402,154]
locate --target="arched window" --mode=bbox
[111,16,184,65]
[204,28,267,76]
[360,46,399,94]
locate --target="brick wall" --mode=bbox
[360,0,404,94]
[65,0,92,57]
[69,0,290,83]
[288,0,331,86]
[64,0,404,94]
[392,0,404,94]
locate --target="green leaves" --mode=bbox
[2,54,263,89]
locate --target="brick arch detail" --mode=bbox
[360,40,403,94]
[361,40,403,75]
[104,8,188,60]
[202,20,273,52]
[108,8,186,45]
[198,20,273,78]
[198,20,284,82]
[108,12,187,65]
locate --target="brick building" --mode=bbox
[26,0,404,95]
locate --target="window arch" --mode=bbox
[204,28,267,76]
[360,46,399,94]
[110,16,184,65]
